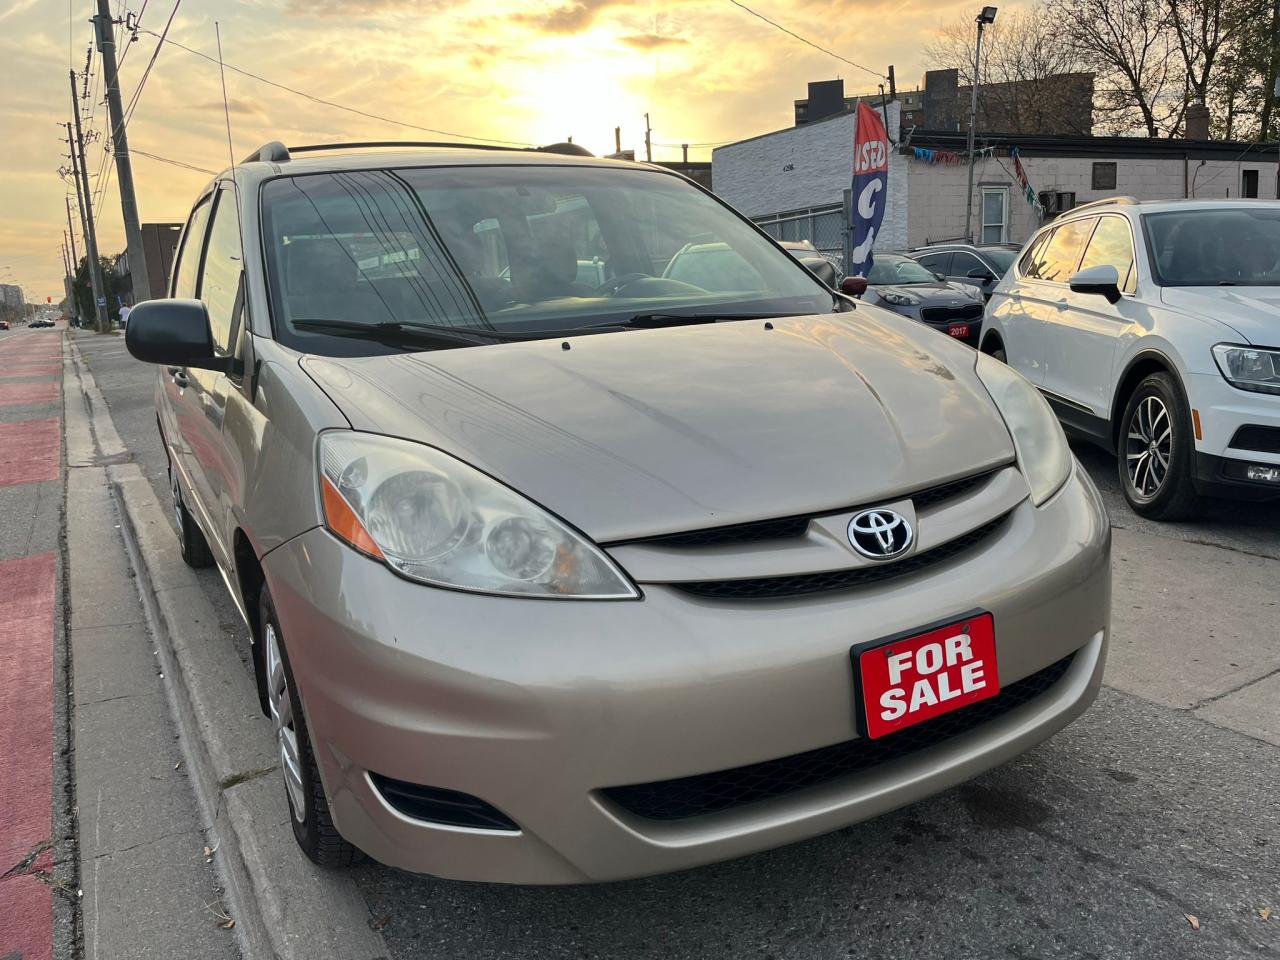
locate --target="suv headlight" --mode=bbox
[975,353,1072,506]
[1212,344,1280,395]
[318,433,639,599]
[880,291,918,306]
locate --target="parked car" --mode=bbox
[777,239,840,287]
[124,139,1109,884]
[854,253,985,346]
[981,197,1280,519]
[0,320,10,331]
[28,318,55,328]
[908,242,1021,300]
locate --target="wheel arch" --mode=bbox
[233,526,270,715]
[1109,348,1187,451]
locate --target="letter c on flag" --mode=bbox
[858,179,882,219]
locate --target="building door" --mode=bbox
[1243,169,1259,199]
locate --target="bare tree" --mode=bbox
[1049,0,1187,137]
[923,9,1091,134]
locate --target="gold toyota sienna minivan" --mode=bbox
[125,140,1111,884]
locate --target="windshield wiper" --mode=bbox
[610,311,806,330]
[292,319,508,348]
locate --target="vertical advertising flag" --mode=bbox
[850,101,890,277]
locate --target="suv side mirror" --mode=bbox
[1069,264,1122,304]
[799,256,838,288]
[967,267,996,281]
[125,299,230,371]
[840,276,869,297]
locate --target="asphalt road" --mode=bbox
[74,332,1279,960]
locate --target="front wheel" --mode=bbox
[260,586,362,866]
[1117,373,1204,520]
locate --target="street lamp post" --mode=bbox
[964,5,998,243]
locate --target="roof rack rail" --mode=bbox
[239,140,598,164]
[241,141,291,164]
[1065,196,1140,215]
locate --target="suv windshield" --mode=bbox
[866,255,939,285]
[260,165,834,354]
[1144,208,1280,286]
[981,248,1018,273]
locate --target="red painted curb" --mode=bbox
[0,551,56,960]
[0,382,60,405]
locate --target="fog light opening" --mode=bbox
[1245,464,1280,483]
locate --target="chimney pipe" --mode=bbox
[1185,102,1211,140]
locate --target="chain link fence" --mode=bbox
[753,200,850,276]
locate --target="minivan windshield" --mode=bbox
[1144,208,1280,287]
[260,165,835,355]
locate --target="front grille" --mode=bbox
[369,772,518,831]
[625,469,1002,550]
[603,652,1076,821]
[1230,424,1280,455]
[921,303,983,325]
[671,513,1008,600]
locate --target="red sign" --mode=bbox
[858,614,999,739]
[852,102,889,176]
[947,324,970,339]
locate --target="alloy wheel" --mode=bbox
[1125,395,1172,500]
[170,472,184,533]
[265,623,306,823]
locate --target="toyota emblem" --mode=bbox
[848,509,914,560]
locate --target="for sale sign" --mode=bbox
[850,101,890,277]
[856,614,1000,739]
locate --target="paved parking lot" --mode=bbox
[74,332,1279,959]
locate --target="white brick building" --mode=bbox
[713,120,1279,266]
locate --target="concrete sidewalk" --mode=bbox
[65,335,388,960]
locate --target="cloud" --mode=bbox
[619,32,688,50]
[511,0,617,33]
[191,98,270,120]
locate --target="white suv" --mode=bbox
[980,198,1280,519]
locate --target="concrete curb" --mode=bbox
[68,337,389,960]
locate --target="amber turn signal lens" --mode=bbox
[321,475,384,559]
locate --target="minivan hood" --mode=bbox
[1160,287,1280,344]
[301,313,1014,542]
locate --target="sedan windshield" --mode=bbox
[260,165,834,355]
[1144,208,1280,286]
[866,255,939,285]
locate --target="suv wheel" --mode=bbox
[1117,373,1203,520]
[171,468,215,567]
[260,585,361,866]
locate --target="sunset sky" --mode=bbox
[1,0,1001,300]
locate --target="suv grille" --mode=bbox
[627,469,1000,550]
[602,652,1075,821]
[921,304,983,325]
[671,513,1007,600]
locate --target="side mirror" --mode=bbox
[124,299,229,371]
[967,267,996,281]
[1069,264,1122,304]
[799,257,838,288]
[840,276,869,297]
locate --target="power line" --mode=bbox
[140,29,538,146]
[723,0,884,80]
[132,148,216,174]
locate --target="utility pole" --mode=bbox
[682,143,689,164]
[615,126,622,155]
[93,0,151,304]
[888,65,897,100]
[644,113,652,162]
[64,195,80,269]
[70,70,109,333]
[964,7,999,243]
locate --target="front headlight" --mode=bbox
[974,353,1072,506]
[880,291,918,306]
[1212,344,1280,395]
[318,432,639,599]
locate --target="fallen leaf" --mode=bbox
[220,918,235,930]
[1184,914,1201,931]
[1261,907,1273,921]
[203,846,212,858]
[369,915,391,931]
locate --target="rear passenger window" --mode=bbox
[171,196,212,298]
[1078,216,1137,294]
[1035,217,1095,283]
[1019,230,1053,279]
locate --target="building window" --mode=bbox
[1243,169,1259,199]
[981,187,1009,243]
[1092,162,1117,191]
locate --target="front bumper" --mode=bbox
[1187,373,1280,500]
[262,463,1111,884]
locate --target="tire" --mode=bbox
[170,466,215,568]
[1117,372,1204,520]
[982,337,1007,363]
[259,585,362,867]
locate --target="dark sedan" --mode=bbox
[859,254,985,347]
